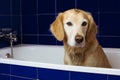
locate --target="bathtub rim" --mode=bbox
[0,58,120,76]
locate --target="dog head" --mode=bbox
[50,9,97,47]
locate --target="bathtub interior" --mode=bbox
[0,44,120,69]
[0,45,64,64]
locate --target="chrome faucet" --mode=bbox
[0,28,17,58]
[9,32,17,58]
[9,32,17,42]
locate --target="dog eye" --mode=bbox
[66,22,73,26]
[81,21,87,26]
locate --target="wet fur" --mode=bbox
[50,9,112,68]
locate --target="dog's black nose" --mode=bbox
[75,35,83,43]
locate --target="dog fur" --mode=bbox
[50,9,112,68]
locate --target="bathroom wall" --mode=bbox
[0,0,120,48]
[0,0,21,48]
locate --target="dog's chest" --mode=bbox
[64,43,87,65]
[65,51,84,65]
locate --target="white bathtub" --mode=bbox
[0,44,120,76]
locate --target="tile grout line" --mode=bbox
[20,0,23,45]
[0,70,37,80]
[36,68,39,80]
[107,75,109,80]
[0,12,120,16]
[0,73,37,80]
[55,0,57,14]
[0,11,120,16]
[97,35,120,37]
[36,0,39,44]
[10,74,36,80]
[97,0,100,35]
[10,65,12,80]
[75,0,77,8]
[0,73,11,76]
[10,0,13,29]
[22,34,120,38]
[69,72,71,80]
[23,34,53,36]
[55,0,57,46]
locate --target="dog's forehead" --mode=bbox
[63,9,89,20]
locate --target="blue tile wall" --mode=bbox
[0,0,21,48]
[100,14,120,36]
[12,0,20,15]
[38,15,55,34]
[108,75,120,80]
[39,36,56,45]
[0,0,120,48]
[100,0,120,12]
[0,74,10,80]
[12,16,21,34]
[11,76,33,80]
[0,38,10,48]
[0,63,120,80]
[0,16,11,27]
[22,15,37,34]
[0,0,10,15]
[21,0,37,15]
[56,0,76,12]
[38,0,55,13]
[22,35,38,44]
[77,0,99,13]
[38,68,69,80]
[99,37,120,48]
[11,65,37,79]
[70,71,107,80]
[0,63,10,74]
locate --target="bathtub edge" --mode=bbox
[0,58,120,76]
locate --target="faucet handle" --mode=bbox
[0,31,3,37]
[13,37,17,42]
[9,32,17,42]
[0,28,12,37]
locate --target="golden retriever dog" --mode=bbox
[50,9,112,68]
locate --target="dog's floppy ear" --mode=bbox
[50,13,64,41]
[86,13,97,42]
